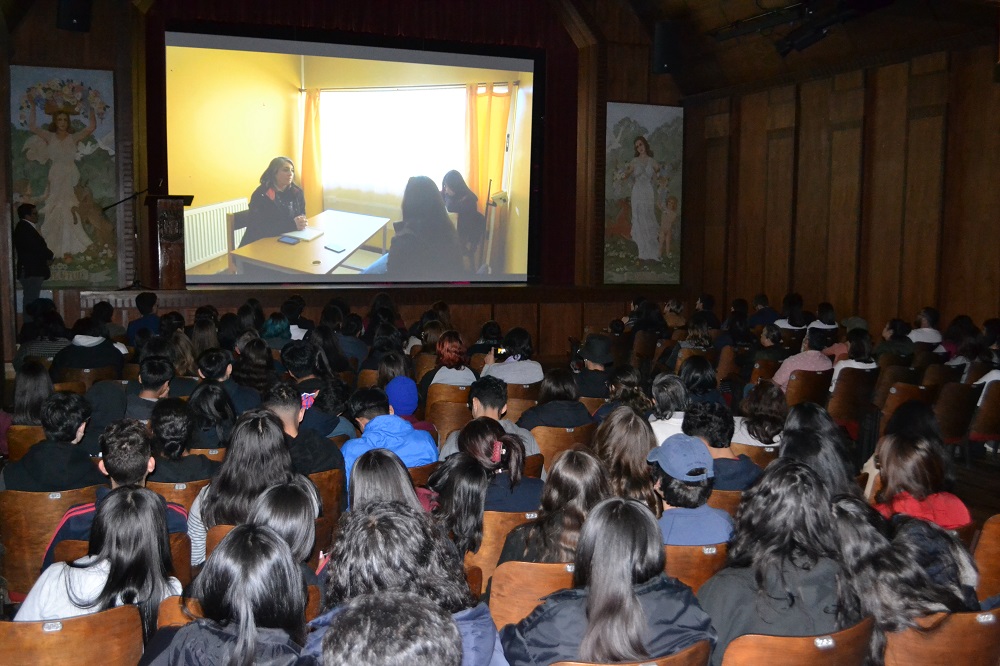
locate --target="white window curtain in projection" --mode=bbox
[319,87,468,196]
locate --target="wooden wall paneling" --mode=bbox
[539,302,583,359]
[680,100,708,302]
[940,46,1000,323]
[450,303,493,351]
[582,301,627,335]
[493,303,539,348]
[607,43,649,102]
[729,90,770,303]
[0,14,13,361]
[859,62,909,330]
[701,99,732,307]
[762,86,797,303]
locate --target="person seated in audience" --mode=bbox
[418,330,478,397]
[873,432,971,530]
[19,485,181,642]
[91,300,126,340]
[874,318,915,361]
[663,311,713,374]
[592,365,653,423]
[360,322,405,372]
[311,375,355,440]
[186,410,296,565]
[126,291,160,346]
[781,403,859,498]
[304,323,352,373]
[770,327,833,392]
[12,310,71,372]
[683,402,761,491]
[231,336,278,395]
[832,495,979,664]
[196,347,260,414]
[714,310,753,352]
[133,335,196,397]
[663,297,686,328]
[341,387,437,484]
[821,315,867,361]
[431,417,543,529]
[747,293,779,328]
[282,340,325,393]
[280,297,310,340]
[732,380,786,447]
[496,449,609,569]
[125,356,173,422]
[189,316,219,360]
[773,292,808,330]
[751,322,787,363]
[648,373,689,445]
[439,375,541,461]
[480,327,544,384]
[158,311,186,340]
[335,311,369,370]
[630,300,670,340]
[49,316,126,380]
[43,418,189,569]
[186,380,236,449]
[679,355,725,406]
[322,592,462,666]
[262,382,345,481]
[697,460,841,666]
[376,350,412,389]
[516,367,593,431]
[404,309,441,353]
[574,334,614,399]
[384,376,438,440]
[695,293,721,330]
[859,400,949,499]
[940,315,979,360]
[141,524,310,665]
[829,328,877,393]
[348,448,431,512]
[148,398,221,483]
[467,319,504,357]
[648,434,732,546]
[592,405,661,516]
[247,479,321,586]
[807,302,838,332]
[260,312,292,351]
[6,357,54,435]
[501,497,715,665]
[0,392,104,491]
[908,306,943,345]
[306,501,507,665]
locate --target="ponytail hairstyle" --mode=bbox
[191,524,307,665]
[456,416,525,489]
[428,453,490,556]
[606,365,653,414]
[574,498,664,663]
[150,397,195,460]
[188,380,236,445]
[78,486,176,643]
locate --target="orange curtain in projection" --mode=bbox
[467,83,512,207]
[301,89,323,218]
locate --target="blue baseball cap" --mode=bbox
[647,433,714,482]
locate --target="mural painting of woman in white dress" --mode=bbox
[10,66,117,287]
[605,102,683,285]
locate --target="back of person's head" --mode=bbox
[784,401,840,435]
[428,453,491,555]
[13,359,53,425]
[349,448,422,511]
[817,302,836,326]
[41,391,91,442]
[479,320,502,344]
[135,292,157,315]
[539,367,579,404]
[343,312,364,338]
[469,375,507,412]
[322,591,462,666]
[324,500,473,613]
[280,340,315,379]
[39,310,69,340]
[248,479,320,563]
[320,303,344,331]
[650,373,688,422]
[592,406,660,515]
[159,311,186,340]
[149,398,194,461]
[762,323,782,345]
[188,380,235,436]
[847,328,873,362]
[99,419,153,486]
[739,380,787,445]
[373,322,404,354]
[91,300,114,324]
[752,293,770,309]
[260,312,290,340]
[918,307,941,330]
[139,356,174,391]
[383,376,419,418]
[418,320,443,348]
[780,427,857,498]
[681,401,734,449]
[203,410,293,528]
[502,327,533,360]
[724,311,751,343]
[313,376,350,417]
[885,318,912,340]
[647,433,715,509]
[876,432,946,503]
[729,459,836,585]
[280,298,304,324]
[348,387,392,422]
[377,351,412,389]
[806,326,832,351]
[72,316,104,338]
[436,330,467,369]
[196,348,233,380]
[88,485,174,642]
[457,416,526,487]
[216,313,242,352]
[686,313,712,346]
[606,365,651,412]
[573,497,665,663]
[698,294,716,312]
[190,319,220,357]
[261,381,303,422]
[192,524,306,663]
[679,355,717,396]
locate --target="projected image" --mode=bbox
[166,34,536,285]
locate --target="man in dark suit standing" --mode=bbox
[12,203,53,315]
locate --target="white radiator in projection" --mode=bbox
[183,199,249,270]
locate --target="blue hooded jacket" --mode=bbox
[340,414,437,483]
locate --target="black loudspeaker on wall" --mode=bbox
[57,0,92,32]
[652,21,682,76]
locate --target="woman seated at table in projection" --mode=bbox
[239,156,307,247]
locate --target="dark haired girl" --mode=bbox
[592,405,661,517]
[732,380,786,447]
[148,397,220,483]
[348,448,426,512]
[515,368,592,431]
[186,380,236,450]
[592,365,653,424]
[239,156,307,247]
[442,170,485,270]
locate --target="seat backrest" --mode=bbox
[632,330,660,362]
[413,353,438,383]
[0,485,102,595]
[664,542,728,593]
[675,347,709,374]
[6,425,47,462]
[146,478,212,513]
[489,561,575,628]
[53,532,193,587]
[465,565,483,597]
[933,383,980,444]
[827,367,879,426]
[975,514,1000,600]
[578,396,606,415]
[0,604,144,665]
[55,365,120,389]
[336,370,357,389]
[705,489,742,517]
[879,383,933,437]
[157,595,204,629]
[878,352,911,369]
[122,363,141,382]
[307,467,345,528]
[722,617,874,665]
[531,424,597,469]
[921,363,963,387]
[464,511,538,595]
[427,401,474,445]
[356,368,378,389]
[729,442,778,468]
[188,447,226,462]
[970,382,1000,441]
[426,383,471,411]
[883,608,1000,665]
[52,381,87,395]
[523,453,544,479]
[781,328,806,351]
[749,359,781,385]
[309,515,336,571]
[716,345,739,384]
[504,398,537,424]
[507,382,541,401]
[872,366,921,409]
[552,640,711,666]
[966,360,994,385]
[306,584,323,622]
[408,461,440,488]
[785,368,833,407]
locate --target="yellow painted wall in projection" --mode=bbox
[166,48,300,209]
[505,73,532,274]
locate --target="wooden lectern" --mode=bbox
[146,195,193,290]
